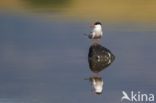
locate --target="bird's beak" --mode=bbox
[90,24,95,28]
[91,90,96,93]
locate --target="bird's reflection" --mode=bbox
[85,77,103,95]
[86,44,115,95]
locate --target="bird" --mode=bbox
[85,77,103,95]
[84,21,103,44]
[91,77,103,95]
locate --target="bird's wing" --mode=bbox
[83,33,88,36]
[83,32,92,39]
[89,32,95,39]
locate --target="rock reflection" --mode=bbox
[86,44,115,95]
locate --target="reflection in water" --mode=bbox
[86,44,115,95]
[85,77,103,95]
[88,44,115,75]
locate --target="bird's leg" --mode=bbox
[93,72,99,77]
[93,72,96,77]
[96,39,98,44]
[92,39,95,44]
[92,39,97,45]
[97,72,99,77]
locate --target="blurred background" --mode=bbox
[1,0,156,22]
[0,0,156,103]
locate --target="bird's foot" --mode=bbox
[93,72,100,77]
[97,72,99,77]
[96,39,98,44]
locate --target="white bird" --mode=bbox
[90,77,103,95]
[84,22,103,44]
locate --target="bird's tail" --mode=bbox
[83,33,89,37]
[84,77,92,81]
[84,78,89,80]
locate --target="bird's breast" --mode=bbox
[93,32,102,39]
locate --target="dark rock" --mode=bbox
[88,44,115,73]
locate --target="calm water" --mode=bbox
[0,12,156,103]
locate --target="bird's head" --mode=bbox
[90,21,102,28]
[91,89,102,95]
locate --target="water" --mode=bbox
[0,1,156,103]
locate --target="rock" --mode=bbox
[88,44,115,73]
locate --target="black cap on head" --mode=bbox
[94,21,102,25]
[96,92,102,95]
